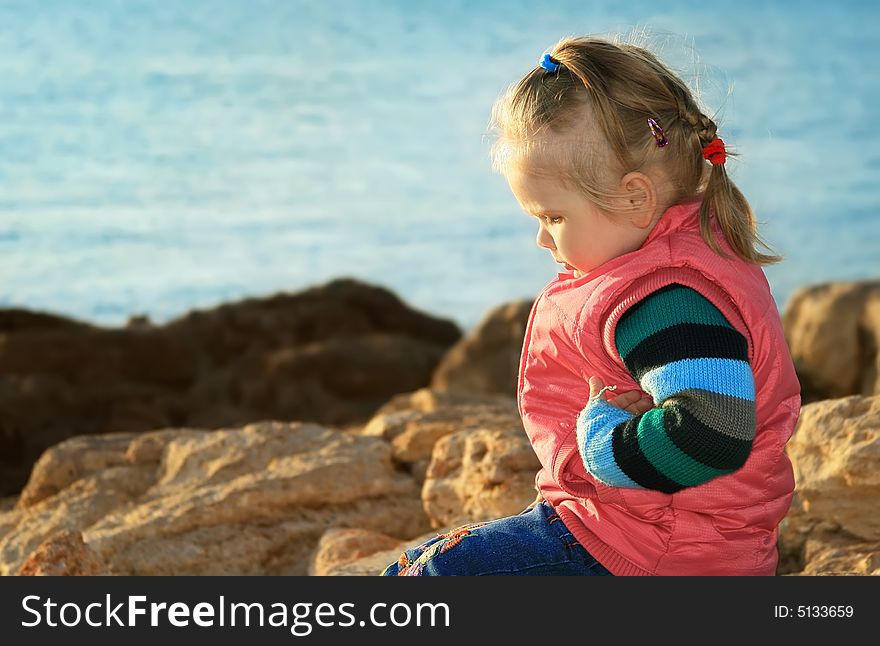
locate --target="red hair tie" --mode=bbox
[702,138,726,165]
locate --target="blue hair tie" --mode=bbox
[539,53,560,73]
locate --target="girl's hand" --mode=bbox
[588,376,654,415]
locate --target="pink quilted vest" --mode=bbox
[518,199,800,575]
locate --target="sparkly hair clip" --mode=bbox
[539,53,560,73]
[647,117,668,148]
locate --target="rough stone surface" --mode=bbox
[313,529,438,576]
[363,388,539,531]
[800,530,880,576]
[423,427,540,529]
[782,281,880,402]
[0,422,430,575]
[17,529,106,576]
[8,279,880,578]
[362,389,521,467]
[0,279,461,496]
[431,300,533,398]
[16,432,146,509]
[309,528,404,576]
[785,395,880,542]
[779,513,880,577]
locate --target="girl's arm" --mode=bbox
[576,283,756,493]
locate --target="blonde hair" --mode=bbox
[489,35,781,265]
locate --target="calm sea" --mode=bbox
[1,0,877,330]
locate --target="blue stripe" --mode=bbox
[577,399,642,489]
[639,358,755,402]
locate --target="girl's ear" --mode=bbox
[619,172,658,229]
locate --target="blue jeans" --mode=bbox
[380,501,612,576]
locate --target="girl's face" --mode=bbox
[506,167,652,278]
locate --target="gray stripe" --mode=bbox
[663,388,756,441]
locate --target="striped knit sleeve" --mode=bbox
[575,283,756,493]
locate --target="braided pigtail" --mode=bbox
[680,108,782,264]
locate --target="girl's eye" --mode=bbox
[544,216,563,225]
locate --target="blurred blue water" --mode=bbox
[0,0,877,329]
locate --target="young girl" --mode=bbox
[382,36,800,576]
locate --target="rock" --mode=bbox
[0,279,461,496]
[778,393,880,575]
[423,427,540,529]
[782,281,880,402]
[780,520,880,576]
[800,530,880,576]
[126,314,153,330]
[368,388,520,418]
[776,490,812,575]
[17,529,106,576]
[366,406,522,466]
[2,461,176,575]
[309,528,403,575]
[16,432,143,508]
[311,388,541,573]
[0,422,431,576]
[0,309,94,334]
[362,388,538,530]
[313,529,438,576]
[214,333,448,427]
[431,300,533,397]
[786,395,880,542]
[362,388,522,466]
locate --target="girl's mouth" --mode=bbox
[552,256,576,272]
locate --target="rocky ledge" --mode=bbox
[0,279,460,497]
[1,279,878,576]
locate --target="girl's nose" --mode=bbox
[535,224,555,250]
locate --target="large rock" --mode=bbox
[786,395,880,541]
[17,530,106,576]
[362,389,523,477]
[778,394,880,575]
[362,387,539,534]
[0,422,430,575]
[0,279,461,496]
[431,300,532,397]
[326,388,540,572]
[799,526,880,576]
[364,389,538,530]
[309,528,411,576]
[422,426,539,529]
[311,529,439,576]
[782,281,880,402]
